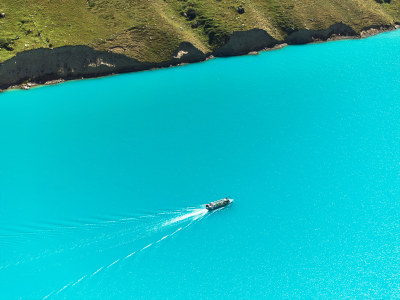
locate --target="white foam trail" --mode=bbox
[43,291,54,300]
[141,243,152,251]
[3,216,143,239]
[90,266,104,277]
[156,235,169,243]
[71,275,87,287]
[162,209,207,227]
[107,259,120,268]
[55,282,72,295]
[58,284,69,293]
[171,227,182,236]
[42,206,209,299]
[119,217,137,221]
[125,251,136,259]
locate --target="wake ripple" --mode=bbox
[33,207,209,299]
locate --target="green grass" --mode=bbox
[1,0,399,63]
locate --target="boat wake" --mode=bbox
[0,206,209,299]
[162,208,207,227]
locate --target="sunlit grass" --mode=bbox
[0,0,399,62]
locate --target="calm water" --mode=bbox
[1,30,400,299]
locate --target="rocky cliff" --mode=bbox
[0,42,207,89]
[1,21,397,90]
[1,0,400,89]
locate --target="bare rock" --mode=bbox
[214,29,277,57]
[170,42,206,63]
[285,22,357,45]
[0,42,207,89]
[0,46,146,89]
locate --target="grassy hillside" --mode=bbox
[1,0,399,63]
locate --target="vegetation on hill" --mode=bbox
[0,0,399,63]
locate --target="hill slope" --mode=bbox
[0,0,399,88]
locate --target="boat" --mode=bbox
[206,198,233,211]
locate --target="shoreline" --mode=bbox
[1,24,398,93]
[263,24,398,53]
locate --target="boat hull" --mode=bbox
[206,198,233,211]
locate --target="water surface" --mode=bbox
[1,30,400,299]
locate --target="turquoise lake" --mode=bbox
[1,30,400,299]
